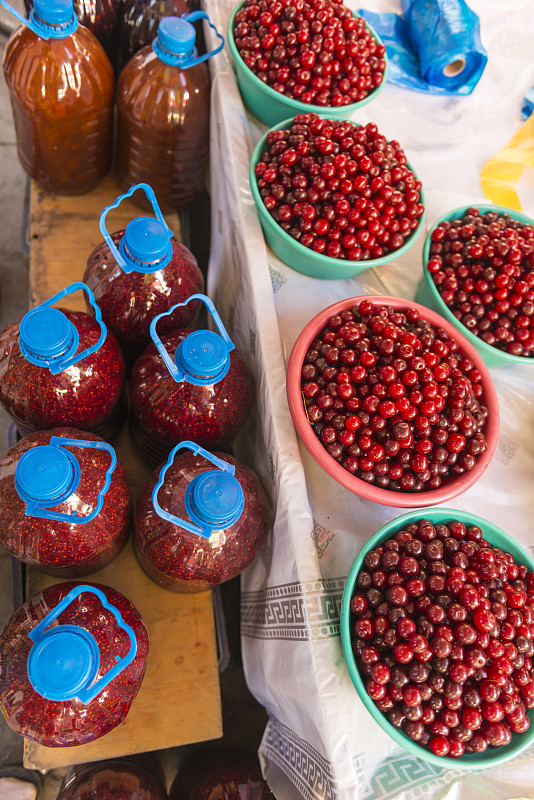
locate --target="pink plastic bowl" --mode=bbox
[286,295,500,508]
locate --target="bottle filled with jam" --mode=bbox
[84,183,204,366]
[116,13,224,211]
[1,0,114,194]
[0,582,149,747]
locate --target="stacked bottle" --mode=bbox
[84,184,204,365]
[1,0,113,194]
[135,441,270,592]
[0,428,130,575]
[0,583,149,747]
[116,14,224,211]
[130,294,254,466]
[0,282,125,440]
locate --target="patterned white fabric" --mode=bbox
[205,1,534,797]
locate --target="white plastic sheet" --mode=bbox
[205,1,534,797]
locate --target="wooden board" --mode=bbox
[23,174,222,770]
[28,174,182,310]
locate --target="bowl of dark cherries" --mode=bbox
[340,509,534,768]
[417,204,534,368]
[286,296,499,507]
[251,114,425,279]
[228,0,388,129]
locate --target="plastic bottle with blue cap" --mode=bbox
[116,12,224,211]
[0,427,130,575]
[0,581,149,747]
[83,183,204,365]
[134,441,270,592]
[0,282,126,440]
[129,294,255,466]
[1,0,114,194]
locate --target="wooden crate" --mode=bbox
[23,174,222,770]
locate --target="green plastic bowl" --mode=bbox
[227,2,388,129]
[417,204,534,368]
[250,118,426,280]
[340,507,534,770]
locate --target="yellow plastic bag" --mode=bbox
[480,113,534,211]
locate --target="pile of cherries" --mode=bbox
[301,300,490,493]
[427,208,534,358]
[255,115,424,262]
[350,518,534,758]
[233,0,386,106]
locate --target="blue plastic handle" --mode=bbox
[28,585,137,705]
[99,184,173,274]
[22,282,107,374]
[22,437,117,525]
[152,440,237,539]
[149,293,235,384]
[181,11,225,66]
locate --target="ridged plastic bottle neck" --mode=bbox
[31,0,78,38]
[19,307,79,368]
[153,16,198,67]
[15,445,80,506]
[185,470,245,529]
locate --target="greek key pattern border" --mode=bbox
[241,577,346,640]
[362,753,464,800]
[262,717,336,800]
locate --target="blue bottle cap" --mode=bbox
[122,217,172,267]
[158,16,196,57]
[189,470,244,527]
[175,330,229,381]
[33,0,74,25]
[19,307,76,360]
[15,445,78,504]
[27,626,100,702]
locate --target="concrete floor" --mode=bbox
[0,11,267,798]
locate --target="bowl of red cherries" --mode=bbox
[228,0,388,129]
[251,114,425,279]
[286,296,499,507]
[417,205,534,368]
[340,509,534,768]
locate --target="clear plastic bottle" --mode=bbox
[0,282,126,440]
[84,183,204,366]
[116,14,224,212]
[0,582,149,747]
[58,758,168,800]
[135,442,270,592]
[1,0,114,195]
[130,294,255,466]
[0,428,130,576]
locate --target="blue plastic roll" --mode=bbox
[359,0,487,95]
[522,85,534,119]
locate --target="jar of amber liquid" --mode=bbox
[2,0,114,194]
[116,13,223,212]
